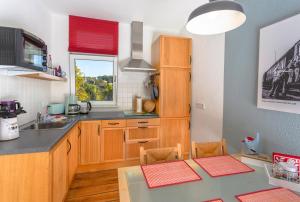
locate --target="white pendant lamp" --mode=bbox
[186,0,246,35]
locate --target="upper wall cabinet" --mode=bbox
[152,35,192,68]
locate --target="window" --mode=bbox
[70,54,117,106]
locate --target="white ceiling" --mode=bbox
[42,0,208,31]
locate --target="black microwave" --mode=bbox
[0,27,47,71]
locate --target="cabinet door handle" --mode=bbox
[98,125,101,136]
[108,122,119,125]
[123,130,126,142]
[67,139,71,154]
[78,127,81,137]
[189,104,191,114]
[138,121,148,124]
[138,126,148,129]
[138,141,149,144]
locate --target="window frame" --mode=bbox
[69,53,118,107]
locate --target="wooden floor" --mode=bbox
[65,169,119,202]
[65,160,140,202]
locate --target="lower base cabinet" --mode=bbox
[80,121,101,165]
[0,124,79,202]
[102,128,125,162]
[52,138,68,202]
[68,125,79,185]
[52,124,79,202]
[126,140,159,159]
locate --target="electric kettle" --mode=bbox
[80,101,92,114]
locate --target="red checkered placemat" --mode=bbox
[141,160,202,189]
[194,155,254,177]
[203,198,223,202]
[236,187,300,202]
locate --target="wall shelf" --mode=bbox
[0,66,67,82]
[17,72,67,81]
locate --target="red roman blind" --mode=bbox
[69,15,119,55]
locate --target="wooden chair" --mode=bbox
[140,144,182,165]
[191,139,228,158]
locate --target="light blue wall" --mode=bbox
[223,0,300,155]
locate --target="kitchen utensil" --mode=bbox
[153,85,159,100]
[143,100,156,113]
[67,104,81,115]
[0,117,19,141]
[135,96,143,113]
[0,100,26,141]
[0,100,24,115]
[80,101,92,114]
[65,94,79,115]
[47,103,65,115]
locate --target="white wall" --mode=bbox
[0,0,53,124]
[50,14,178,110]
[190,34,225,142]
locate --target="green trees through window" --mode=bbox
[75,65,113,102]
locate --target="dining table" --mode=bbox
[118,158,276,202]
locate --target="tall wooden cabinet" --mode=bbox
[152,35,192,68]
[159,68,191,117]
[152,35,192,158]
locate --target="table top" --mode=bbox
[119,159,275,202]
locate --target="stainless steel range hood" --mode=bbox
[122,21,156,72]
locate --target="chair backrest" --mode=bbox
[191,139,228,158]
[140,144,182,165]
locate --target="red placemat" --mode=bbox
[236,187,300,202]
[141,160,202,189]
[194,155,254,177]
[203,198,223,202]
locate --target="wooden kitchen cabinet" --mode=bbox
[126,126,160,142]
[68,124,79,185]
[0,152,51,202]
[158,68,191,117]
[126,140,159,160]
[125,119,160,160]
[160,118,190,158]
[52,137,68,202]
[101,128,125,162]
[80,121,101,164]
[152,35,192,68]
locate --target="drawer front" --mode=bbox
[126,140,159,159]
[102,120,126,128]
[126,126,159,142]
[126,118,160,127]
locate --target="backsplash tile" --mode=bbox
[0,75,51,125]
[117,82,151,110]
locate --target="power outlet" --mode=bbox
[195,102,206,110]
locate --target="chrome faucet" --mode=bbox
[36,112,42,124]
[34,112,42,129]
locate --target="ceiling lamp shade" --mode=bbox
[186,0,246,35]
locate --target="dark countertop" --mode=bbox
[0,111,159,155]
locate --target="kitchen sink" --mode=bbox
[21,120,73,130]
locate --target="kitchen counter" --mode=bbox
[0,111,159,155]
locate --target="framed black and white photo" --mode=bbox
[257,14,300,114]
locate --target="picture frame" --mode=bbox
[257,14,300,114]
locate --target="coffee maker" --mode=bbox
[0,100,26,141]
[65,94,81,115]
